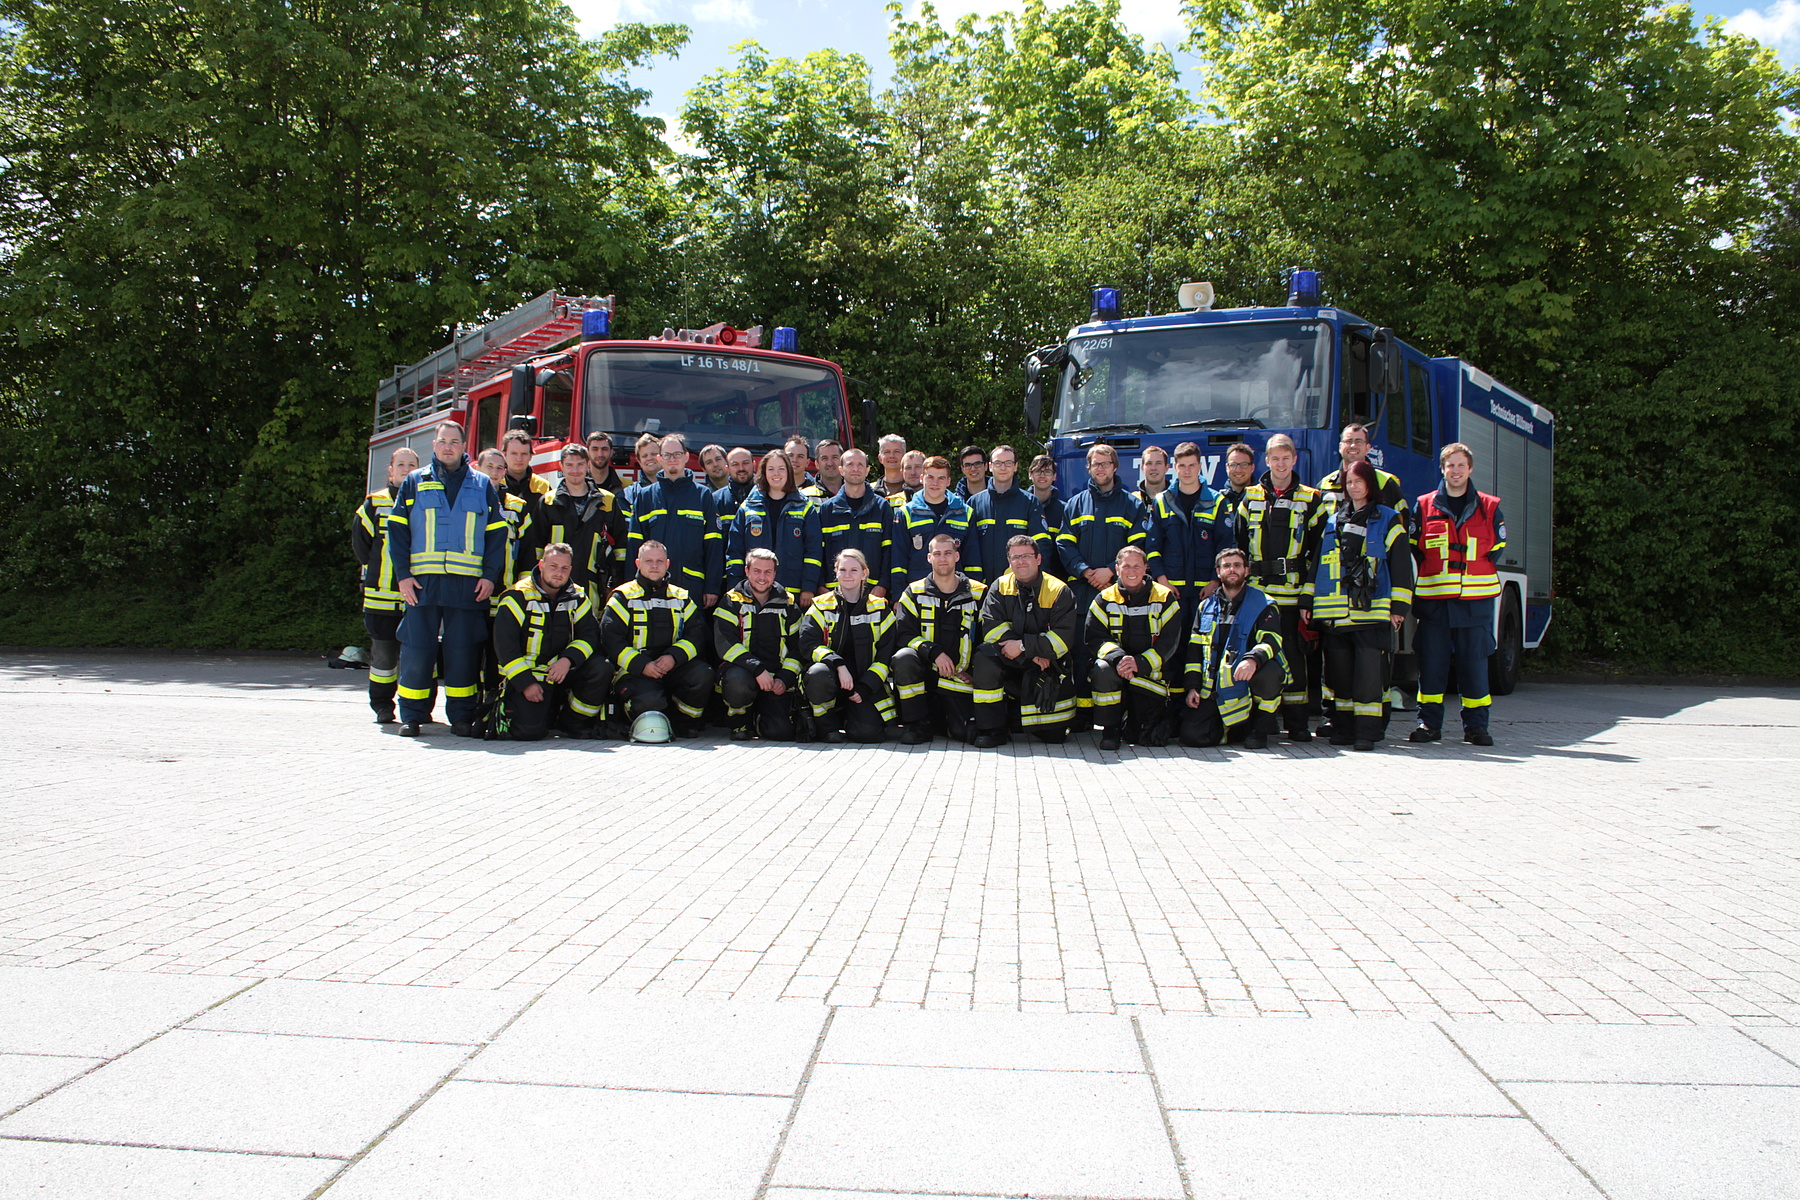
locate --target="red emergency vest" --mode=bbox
[1414,490,1503,600]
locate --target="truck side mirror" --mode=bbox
[535,367,557,389]
[1368,330,1405,395]
[507,414,537,437]
[508,365,534,419]
[1023,344,1067,438]
[861,397,878,446]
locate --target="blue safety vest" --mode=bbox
[1311,504,1405,623]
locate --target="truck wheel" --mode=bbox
[1489,590,1523,696]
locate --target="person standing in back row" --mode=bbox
[1409,442,1506,747]
[1234,434,1324,742]
[352,445,420,723]
[384,422,507,737]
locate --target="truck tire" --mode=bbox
[1489,589,1523,696]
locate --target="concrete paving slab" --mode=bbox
[1142,1016,1513,1114]
[0,1028,466,1157]
[0,1052,104,1113]
[1744,1026,1800,1064]
[1168,1110,1602,1200]
[1511,1081,1800,1200]
[1448,1023,1800,1084]
[0,1138,339,1199]
[766,1193,1017,1200]
[821,1007,1143,1072]
[187,978,531,1044]
[323,1079,787,1200]
[773,1062,1182,1198]
[0,967,245,1057]
[463,991,825,1095]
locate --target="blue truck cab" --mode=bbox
[1022,275,1553,692]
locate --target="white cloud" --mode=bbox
[906,0,1188,44]
[1727,0,1800,57]
[565,0,666,37]
[692,0,761,25]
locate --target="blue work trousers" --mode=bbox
[1415,619,1494,733]
[396,603,489,725]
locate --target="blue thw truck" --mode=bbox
[1023,272,1552,693]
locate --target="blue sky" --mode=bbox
[569,0,1798,139]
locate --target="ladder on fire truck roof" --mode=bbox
[373,290,614,435]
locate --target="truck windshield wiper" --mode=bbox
[1064,422,1154,436]
[1164,417,1266,430]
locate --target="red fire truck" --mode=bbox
[368,291,867,489]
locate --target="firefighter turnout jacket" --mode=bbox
[601,574,702,675]
[978,571,1078,668]
[714,582,803,682]
[531,479,627,592]
[1234,471,1325,605]
[353,488,404,613]
[493,568,601,684]
[896,573,987,675]
[798,587,897,699]
[1085,580,1184,685]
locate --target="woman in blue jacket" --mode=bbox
[727,451,824,604]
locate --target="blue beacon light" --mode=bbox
[581,308,611,340]
[1090,287,1121,321]
[772,327,798,352]
[1287,269,1320,306]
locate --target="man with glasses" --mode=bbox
[627,433,723,609]
[954,445,989,498]
[1318,423,1406,512]
[967,444,1049,585]
[384,421,507,737]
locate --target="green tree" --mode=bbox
[1185,0,1800,670]
[0,0,683,647]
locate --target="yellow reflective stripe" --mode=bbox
[445,684,478,698]
[397,684,432,700]
[1462,694,1493,707]
[1417,692,1445,704]
[368,667,399,684]
[568,697,601,716]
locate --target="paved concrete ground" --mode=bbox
[1,654,1798,1198]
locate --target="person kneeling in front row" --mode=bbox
[1182,547,1288,750]
[971,535,1078,747]
[492,543,610,740]
[715,548,803,741]
[601,540,715,739]
[799,549,896,743]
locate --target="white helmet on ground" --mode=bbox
[630,711,672,744]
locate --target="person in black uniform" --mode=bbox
[351,445,420,723]
[798,548,896,743]
[891,533,986,744]
[599,540,715,737]
[1086,545,1184,750]
[971,535,1079,747]
[715,548,803,741]
[492,543,610,740]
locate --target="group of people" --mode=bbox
[353,420,1506,750]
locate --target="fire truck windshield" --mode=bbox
[1055,321,1331,436]
[582,347,845,450]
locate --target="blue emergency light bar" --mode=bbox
[1090,287,1121,321]
[772,327,798,352]
[581,308,611,340]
